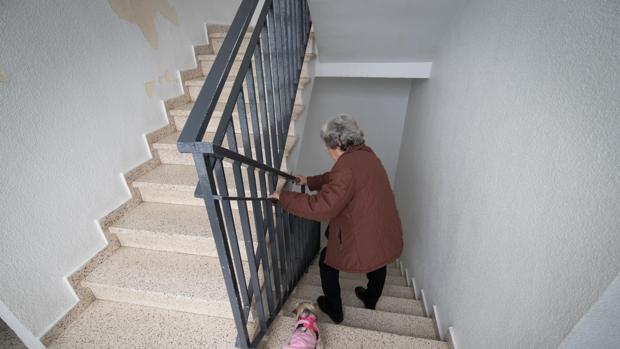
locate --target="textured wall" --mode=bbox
[294,77,410,184]
[307,0,465,62]
[559,272,620,349]
[393,1,620,348]
[0,0,238,338]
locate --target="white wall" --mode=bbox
[308,0,465,62]
[294,77,410,184]
[559,272,620,349]
[0,0,239,339]
[393,1,620,348]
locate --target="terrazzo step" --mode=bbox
[307,266,408,286]
[186,75,309,102]
[198,52,314,78]
[133,164,267,207]
[153,131,297,166]
[82,247,262,319]
[109,202,259,258]
[171,105,297,135]
[210,31,314,56]
[48,300,249,349]
[265,315,448,349]
[284,297,437,339]
[298,273,415,299]
[291,284,424,316]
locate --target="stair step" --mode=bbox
[265,315,448,349]
[197,53,314,78]
[133,164,261,207]
[298,273,415,299]
[153,131,297,166]
[307,266,408,286]
[209,32,314,56]
[48,300,246,349]
[82,247,257,319]
[284,297,437,339]
[186,75,309,102]
[291,284,424,317]
[109,202,258,258]
[197,52,315,62]
[169,101,303,122]
[172,107,298,135]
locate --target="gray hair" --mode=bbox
[320,114,365,150]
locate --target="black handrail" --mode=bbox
[176,0,316,348]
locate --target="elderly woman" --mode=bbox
[271,114,403,323]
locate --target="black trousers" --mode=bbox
[318,247,387,310]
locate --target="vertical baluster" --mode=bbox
[193,153,250,347]
[287,0,295,106]
[249,172,276,317]
[275,0,289,144]
[260,171,283,303]
[261,19,280,171]
[244,62,262,163]
[294,0,301,75]
[283,208,295,293]
[284,0,293,118]
[274,204,289,294]
[234,80,268,332]
[254,33,274,169]
[267,3,285,171]
[218,120,253,319]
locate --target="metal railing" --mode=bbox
[177,0,317,347]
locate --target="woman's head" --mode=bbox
[320,114,365,153]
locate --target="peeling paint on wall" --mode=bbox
[108,0,179,48]
[144,81,154,97]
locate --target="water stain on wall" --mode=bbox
[144,81,155,97]
[108,0,179,48]
[0,69,6,83]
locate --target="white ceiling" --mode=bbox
[308,0,465,63]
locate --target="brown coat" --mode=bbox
[279,145,403,273]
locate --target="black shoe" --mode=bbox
[355,287,376,310]
[317,296,343,323]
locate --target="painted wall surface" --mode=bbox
[0,0,239,338]
[294,77,410,185]
[393,1,620,348]
[307,0,465,62]
[559,272,620,349]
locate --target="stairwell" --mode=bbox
[46,22,450,349]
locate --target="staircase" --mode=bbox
[47,23,313,348]
[47,1,451,348]
[262,259,449,349]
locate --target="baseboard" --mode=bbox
[406,263,456,346]
[411,276,419,300]
[447,326,458,349]
[419,289,430,317]
[431,305,444,341]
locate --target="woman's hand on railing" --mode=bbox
[269,191,281,201]
[294,175,308,186]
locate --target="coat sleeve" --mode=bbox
[279,167,354,221]
[306,171,330,192]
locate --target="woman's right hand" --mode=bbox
[294,175,308,186]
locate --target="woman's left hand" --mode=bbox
[269,191,281,200]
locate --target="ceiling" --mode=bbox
[308,0,466,63]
